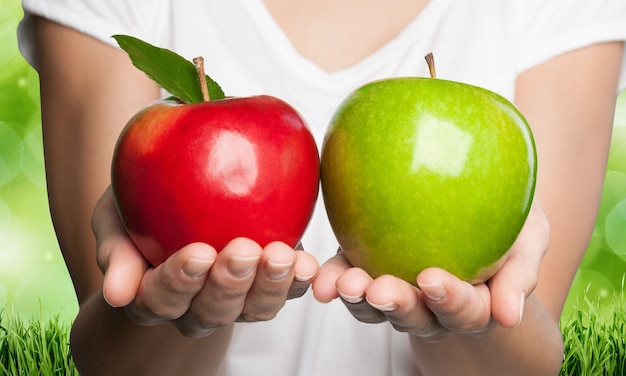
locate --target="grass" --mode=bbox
[1,291,625,375]
[0,309,78,375]
[560,285,626,376]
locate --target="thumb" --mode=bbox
[102,240,149,307]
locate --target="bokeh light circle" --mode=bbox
[565,269,616,313]
[13,262,78,320]
[605,198,626,256]
[0,121,24,186]
[0,197,11,243]
[21,125,46,188]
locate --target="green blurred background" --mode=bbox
[1,0,77,321]
[1,0,625,323]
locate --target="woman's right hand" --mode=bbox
[92,186,319,338]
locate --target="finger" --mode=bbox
[417,268,493,334]
[489,201,550,328]
[364,275,442,336]
[127,242,217,324]
[488,255,538,329]
[287,250,319,299]
[101,239,149,308]
[238,241,296,322]
[176,238,262,336]
[91,186,148,307]
[312,249,352,303]
[336,268,387,324]
[93,186,135,273]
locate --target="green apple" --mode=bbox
[320,55,536,285]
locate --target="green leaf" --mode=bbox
[112,34,225,103]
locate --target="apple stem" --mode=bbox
[425,53,436,79]
[193,56,211,102]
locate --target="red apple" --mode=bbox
[111,95,320,266]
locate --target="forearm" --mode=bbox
[410,294,563,375]
[71,292,234,375]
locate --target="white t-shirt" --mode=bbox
[18,1,626,375]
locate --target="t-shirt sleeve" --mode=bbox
[18,0,170,66]
[518,0,626,92]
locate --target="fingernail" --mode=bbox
[366,297,397,312]
[228,255,260,278]
[267,260,293,281]
[183,257,214,279]
[294,271,316,282]
[338,289,364,304]
[418,281,447,302]
[294,264,317,282]
[515,292,526,328]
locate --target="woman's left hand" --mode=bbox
[312,200,550,341]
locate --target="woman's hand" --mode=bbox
[92,186,319,338]
[313,200,550,341]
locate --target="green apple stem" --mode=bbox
[425,53,436,78]
[193,56,211,102]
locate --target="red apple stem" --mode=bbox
[425,53,436,79]
[193,56,211,102]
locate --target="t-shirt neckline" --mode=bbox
[241,0,450,82]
